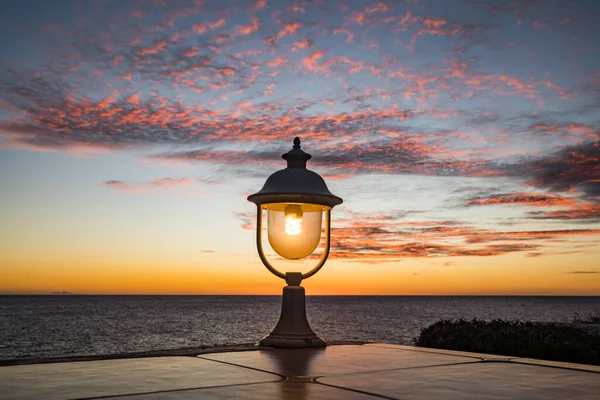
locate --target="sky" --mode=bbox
[0,0,599,295]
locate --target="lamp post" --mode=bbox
[248,137,343,348]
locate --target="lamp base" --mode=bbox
[259,333,326,348]
[260,273,326,348]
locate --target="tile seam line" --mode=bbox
[195,353,456,380]
[197,355,288,378]
[318,360,484,378]
[508,360,600,374]
[313,381,400,400]
[367,344,490,360]
[70,379,283,400]
[0,345,264,367]
[368,345,600,373]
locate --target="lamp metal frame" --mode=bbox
[255,205,331,280]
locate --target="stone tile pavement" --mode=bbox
[0,343,598,399]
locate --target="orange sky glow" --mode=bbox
[1,0,599,295]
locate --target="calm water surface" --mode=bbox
[1,295,599,360]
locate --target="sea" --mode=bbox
[1,295,599,361]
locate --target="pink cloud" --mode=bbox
[102,178,199,194]
[237,17,260,36]
[139,41,168,56]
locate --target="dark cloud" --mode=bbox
[565,271,600,274]
[463,193,576,207]
[517,141,600,199]
[156,137,503,178]
[527,205,600,222]
[232,209,600,261]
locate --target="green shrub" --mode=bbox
[414,319,600,366]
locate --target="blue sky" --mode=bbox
[1,0,599,294]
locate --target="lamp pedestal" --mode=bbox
[260,272,326,348]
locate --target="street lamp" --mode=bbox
[248,137,343,347]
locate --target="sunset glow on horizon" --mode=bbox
[1,0,599,295]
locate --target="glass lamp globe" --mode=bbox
[265,203,327,259]
[248,137,343,277]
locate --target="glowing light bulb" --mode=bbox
[285,215,302,235]
[284,206,303,235]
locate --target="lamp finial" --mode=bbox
[283,137,311,168]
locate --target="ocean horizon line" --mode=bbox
[1,293,599,297]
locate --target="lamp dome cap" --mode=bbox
[247,137,343,208]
